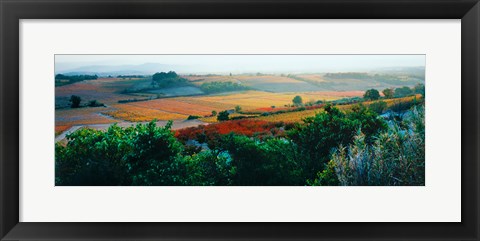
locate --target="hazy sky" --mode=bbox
[55,55,425,74]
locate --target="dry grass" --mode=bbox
[55,78,140,106]
[56,107,118,126]
[255,109,324,123]
[358,95,422,107]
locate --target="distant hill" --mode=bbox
[57,63,181,76]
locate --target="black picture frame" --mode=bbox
[1,0,479,240]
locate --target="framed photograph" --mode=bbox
[1,0,479,240]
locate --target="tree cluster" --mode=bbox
[199,81,250,94]
[151,71,189,88]
[55,74,98,86]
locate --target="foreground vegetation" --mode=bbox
[56,99,425,186]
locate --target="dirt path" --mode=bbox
[55,126,83,143]
[55,119,208,142]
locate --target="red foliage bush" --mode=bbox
[175,119,288,144]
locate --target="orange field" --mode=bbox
[180,90,346,111]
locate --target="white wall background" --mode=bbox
[20,20,461,222]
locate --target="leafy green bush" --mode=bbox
[187,115,201,120]
[69,95,81,108]
[219,134,302,185]
[382,88,394,99]
[183,150,234,186]
[217,110,230,121]
[289,104,386,180]
[364,89,380,100]
[369,100,387,114]
[55,121,187,186]
[292,95,303,106]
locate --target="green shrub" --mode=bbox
[394,86,413,97]
[364,89,380,100]
[152,71,189,88]
[183,150,234,186]
[369,101,387,114]
[69,95,81,108]
[289,104,386,180]
[200,81,250,94]
[87,100,104,107]
[292,95,303,106]
[219,134,302,185]
[382,88,394,99]
[187,115,201,120]
[217,110,230,121]
[55,121,187,186]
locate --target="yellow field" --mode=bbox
[180,90,347,111]
[126,99,220,116]
[101,90,360,124]
[255,109,324,123]
[103,104,188,122]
